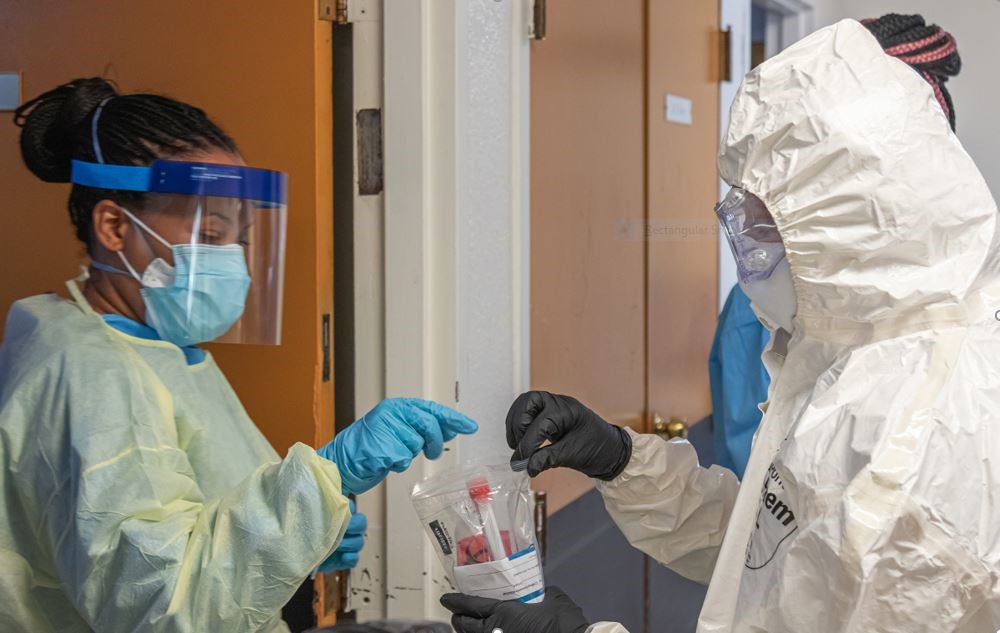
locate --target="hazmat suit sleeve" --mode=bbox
[17,353,351,633]
[598,429,740,584]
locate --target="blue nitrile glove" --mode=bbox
[319,500,367,572]
[318,398,478,495]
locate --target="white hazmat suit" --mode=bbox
[590,19,1000,633]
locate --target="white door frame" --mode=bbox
[756,0,816,49]
[718,0,812,310]
[377,0,532,621]
[345,0,389,621]
[718,0,752,310]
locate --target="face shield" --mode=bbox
[714,187,785,283]
[71,159,288,346]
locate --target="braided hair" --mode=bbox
[13,77,238,251]
[862,14,962,131]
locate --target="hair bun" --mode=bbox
[13,77,119,183]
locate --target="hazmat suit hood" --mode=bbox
[719,19,998,341]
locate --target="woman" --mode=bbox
[445,18,1000,633]
[0,78,477,633]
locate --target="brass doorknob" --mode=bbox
[652,413,689,439]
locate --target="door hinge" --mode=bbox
[357,108,383,195]
[530,0,547,41]
[322,313,331,382]
[319,0,349,24]
[719,26,733,82]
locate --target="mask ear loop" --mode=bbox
[115,250,144,283]
[91,98,175,269]
[90,98,142,280]
[115,207,173,285]
[119,207,173,250]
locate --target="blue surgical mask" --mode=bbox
[92,207,251,347]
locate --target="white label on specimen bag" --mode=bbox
[452,546,545,603]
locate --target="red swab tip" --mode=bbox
[467,477,492,502]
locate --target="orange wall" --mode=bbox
[0,1,334,453]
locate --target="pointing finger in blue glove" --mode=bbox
[317,398,478,496]
[405,398,479,444]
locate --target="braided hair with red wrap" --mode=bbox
[862,13,962,130]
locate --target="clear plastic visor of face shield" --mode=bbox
[714,187,785,283]
[72,159,288,345]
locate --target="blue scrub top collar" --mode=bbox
[70,159,288,206]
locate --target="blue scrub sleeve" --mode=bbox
[709,285,771,479]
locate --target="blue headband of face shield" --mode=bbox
[715,187,786,283]
[70,159,288,206]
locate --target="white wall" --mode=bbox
[718,0,753,307]
[810,0,847,31]
[838,0,1000,198]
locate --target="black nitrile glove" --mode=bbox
[441,587,590,633]
[506,391,632,481]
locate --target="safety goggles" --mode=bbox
[714,187,785,283]
[72,159,288,345]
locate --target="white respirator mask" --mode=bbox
[740,258,797,332]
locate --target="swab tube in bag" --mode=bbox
[411,462,545,603]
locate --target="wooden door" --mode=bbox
[531,1,721,630]
[529,0,720,518]
[646,0,720,430]
[529,0,648,514]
